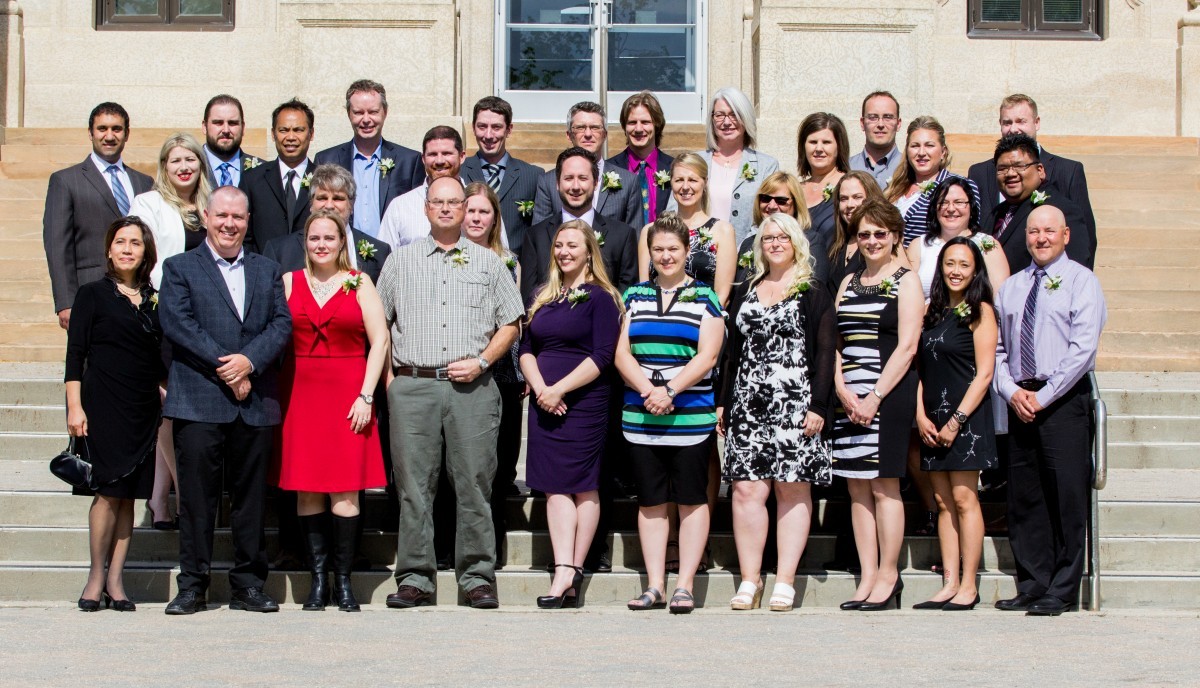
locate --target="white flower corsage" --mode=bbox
[880,277,896,297]
[1030,190,1050,206]
[654,170,671,188]
[601,171,622,191]
[357,239,377,261]
[447,247,470,267]
[1045,275,1063,292]
[379,158,395,177]
[341,273,363,294]
[953,302,972,321]
[566,287,590,308]
[516,200,534,218]
[300,173,313,189]
[740,163,756,181]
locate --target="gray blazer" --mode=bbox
[532,162,641,228]
[159,246,292,426]
[42,158,154,313]
[461,153,542,255]
[667,147,779,246]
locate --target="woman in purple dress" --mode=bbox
[519,219,624,609]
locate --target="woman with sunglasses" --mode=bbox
[732,171,830,287]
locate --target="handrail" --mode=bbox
[1086,370,1107,611]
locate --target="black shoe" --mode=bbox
[584,553,612,574]
[331,514,362,612]
[229,587,279,613]
[1026,595,1073,616]
[164,590,207,615]
[504,482,522,497]
[436,554,453,571]
[912,510,937,536]
[386,584,433,608]
[299,513,330,611]
[537,565,584,609]
[77,595,102,612]
[839,599,866,611]
[943,593,981,611]
[995,591,1041,612]
[912,598,950,610]
[103,591,136,612]
[859,579,904,611]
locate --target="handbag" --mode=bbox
[49,437,93,489]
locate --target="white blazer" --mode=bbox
[128,190,192,288]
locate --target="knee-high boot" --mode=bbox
[299,512,330,611]
[332,514,361,612]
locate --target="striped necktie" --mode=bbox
[106,165,130,215]
[1020,267,1047,380]
[483,163,502,191]
[218,162,233,188]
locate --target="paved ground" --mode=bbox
[1,605,1197,686]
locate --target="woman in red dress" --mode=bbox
[278,209,390,611]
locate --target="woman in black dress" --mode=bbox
[65,217,165,611]
[826,171,888,294]
[912,237,998,611]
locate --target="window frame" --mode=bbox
[96,0,236,32]
[968,0,1101,41]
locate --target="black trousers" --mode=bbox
[1005,379,1092,602]
[174,417,272,593]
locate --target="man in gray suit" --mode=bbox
[533,101,641,227]
[159,186,292,615]
[42,102,154,329]
[461,96,541,255]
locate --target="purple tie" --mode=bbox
[1020,268,1046,380]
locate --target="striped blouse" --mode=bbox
[621,280,723,446]
[899,169,980,247]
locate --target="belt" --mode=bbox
[1017,378,1047,392]
[395,366,451,381]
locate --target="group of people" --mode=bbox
[46,81,1105,617]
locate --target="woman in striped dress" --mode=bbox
[883,116,979,247]
[615,214,725,614]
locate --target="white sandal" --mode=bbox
[730,580,764,610]
[769,582,796,612]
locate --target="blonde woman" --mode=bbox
[883,116,980,246]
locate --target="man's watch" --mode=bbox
[477,356,490,371]
[359,393,374,405]
[665,385,677,399]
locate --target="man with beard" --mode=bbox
[202,94,263,188]
[377,126,474,250]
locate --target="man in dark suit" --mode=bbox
[608,91,675,226]
[313,79,423,240]
[159,186,292,615]
[968,94,1095,237]
[461,96,541,254]
[986,134,1094,273]
[43,102,154,330]
[533,101,641,227]
[241,98,315,253]
[201,94,264,188]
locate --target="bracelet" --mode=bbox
[871,387,883,399]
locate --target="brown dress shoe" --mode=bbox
[466,584,499,609]
[386,584,433,609]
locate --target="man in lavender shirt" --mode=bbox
[992,205,1106,616]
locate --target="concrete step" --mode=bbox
[1095,267,1200,290]
[946,133,1200,157]
[1096,248,1200,269]
[1099,501,1200,537]
[1095,208,1200,229]
[1105,310,1200,334]
[0,345,66,363]
[1105,416,1199,444]
[1107,442,1200,469]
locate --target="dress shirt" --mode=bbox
[994,251,1106,408]
[90,153,135,207]
[204,238,247,321]
[352,143,383,238]
[376,234,525,369]
[561,207,597,228]
[379,178,508,252]
[850,147,901,189]
[625,148,660,223]
[479,152,510,188]
[594,159,608,211]
[277,159,309,197]
[204,146,243,187]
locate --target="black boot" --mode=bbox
[332,514,361,612]
[298,513,330,611]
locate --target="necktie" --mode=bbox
[1020,267,1046,380]
[483,163,502,191]
[638,160,651,225]
[106,165,130,215]
[218,162,233,188]
[994,204,1016,239]
[284,170,298,225]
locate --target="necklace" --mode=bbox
[309,272,343,300]
[115,282,140,297]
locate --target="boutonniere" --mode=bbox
[300,173,313,189]
[594,231,606,247]
[566,287,590,308]
[654,170,671,189]
[447,247,470,267]
[822,184,835,202]
[149,293,159,310]
[341,273,363,294]
[952,302,972,321]
[919,180,938,196]
[977,235,997,253]
[504,254,517,270]
[678,286,699,303]
[356,239,377,261]
[693,225,716,251]
[740,163,756,182]
[1045,275,1063,292]
[785,280,811,300]
[516,200,534,218]
[601,171,622,191]
[738,250,753,269]
[379,158,395,178]
[879,277,896,297]
[1030,190,1050,206]
[242,157,261,171]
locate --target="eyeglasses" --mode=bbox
[937,199,972,208]
[856,230,892,241]
[711,112,739,124]
[995,162,1039,175]
[426,199,465,209]
[758,193,793,206]
[760,234,790,245]
[863,114,898,123]
[570,124,605,134]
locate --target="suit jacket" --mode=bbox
[314,139,423,217]
[261,227,391,285]
[461,153,542,256]
[127,190,197,289]
[159,246,292,425]
[205,149,265,189]
[607,148,676,222]
[986,182,1094,273]
[532,163,642,228]
[519,213,638,304]
[666,147,780,246]
[240,158,313,253]
[968,147,1095,247]
[43,158,154,313]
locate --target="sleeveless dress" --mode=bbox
[831,267,917,479]
[277,271,385,492]
[918,311,998,472]
[650,217,720,286]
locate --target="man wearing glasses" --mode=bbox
[850,91,903,189]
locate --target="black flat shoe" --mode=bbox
[1026,595,1072,616]
[839,599,866,611]
[152,517,179,531]
[942,594,980,611]
[912,598,951,610]
[859,579,904,611]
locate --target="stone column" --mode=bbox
[0,0,24,135]
[1180,3,1200,136]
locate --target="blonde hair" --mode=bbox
[747,212,815,288]
[884,116,951,203]
[154,132,212,232]
[527,220,624,322]
[464,182,506,258]
[670,152,710,215]
[751,171,811,229]
[302,209,353,274]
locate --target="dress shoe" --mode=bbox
[942,593,980,611]
[164,590,208,615]
[436,554,453,571]
[466,584,500,609]
[104,591,136,612]
[995,591,1042,612]
[838,599,865,611]
[859,579,904,611]
[77,596,102,612]
[386,584,433,609]
[1026,595,1073,616]
[229,587,279,613]
[584,553,612,574]
[912,598,950,610]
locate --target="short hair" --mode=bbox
[567,101,605,128]
[885,115,952,203]
[748,212,815,287]
[619,91,666,148]
[104,216,157,288]
[203,94,244,123]
[89,102,129,131]
[707,87,757,150]
[473,96,513,127]
[751,171,810,229]
[849,198,904,256]
[923,176,981,245]
[555,146,599,181]
[309,163,356,203]
[796,112,851,178]
[422,125,464,154]
[271,98,314,130]
[992,132,1041,164]
[1001,93,1039,117]
[829,170,889,261]
[209,184,249,210]
[153,132,212,228]
[860,91,900,117]
[646,212,691,254]
[464,182,506,257]
[302,209,352,274]
[670,152,711,215]
[345,79,388,111]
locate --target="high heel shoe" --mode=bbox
[537,564,584,609]
[77,595,102,612]
[942,593,980,611]
[103,590,136,612]
[859,578,904,611]
[839,599,866,611]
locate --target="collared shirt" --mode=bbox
[561,207,597,228]
[625,147,661,223]
[352,143,383,238]
[377,176,506,252]
[994,252,1107,408]
[204,238,247,321]
[593,159,608,211]
[205,146,243,187]
[277,158,309,198]
[90,153,135,205]
[478,151,511,188]
[376,234,525,369]
[850,146,901,189]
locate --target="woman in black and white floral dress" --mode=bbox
[718,212,836,612]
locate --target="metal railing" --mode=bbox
[1086,370,1108,610]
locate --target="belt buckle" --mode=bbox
[435,367,450,381]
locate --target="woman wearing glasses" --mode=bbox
[905,176,1010,299]
[732,171,831,287]
[883,116,979,247]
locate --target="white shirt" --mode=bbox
[205,238,247,321]
[205,146,243,187]
[378,177,509,251]
[90,153,134,206]
[561,207,597,227]
[277,159,309,197]
[593,159,607,210]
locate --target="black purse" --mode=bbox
[49,437,93,489]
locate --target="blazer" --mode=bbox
[986,182,1094,273]
[43,158,154,313]
[313,139,423,217]
[158,245,292,426]
[968,147,1095,245]
[667,147,780,246]
[461,153,542,256]
[261,227,391,285]
[240,158,313,253]
[532,163,642,228]
[127,190,200,289]
[519,213,638,304]
[606,148,676,221]
[204,149,265,189]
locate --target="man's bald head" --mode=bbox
[425,175,466,236]
[1026,204,1070,268]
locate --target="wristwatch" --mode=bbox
[359,393,374,405]
[478,356,490,371]
[952,410,969,425]
[665,385,677,399]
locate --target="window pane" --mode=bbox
[981,0,1021,22]
[506,28,592,91]
[113,0,160,15]
[611,0,694,26]
[508,0,590,26]
[1043,0,1082,22]
[179,0,223,15]
[608,27,694,92]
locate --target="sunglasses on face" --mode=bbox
[758,193,793,206]
[856,230,892,241]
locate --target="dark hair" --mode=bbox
[796,112,850,177]
[925,236,993,329]
[89,102,129,131]
[555,146,599,181]
[203,94,244,123]
[828,170,888,261]
[345,79,387,111]
[104,216,157,288]
[473,96,513,127]
[619,91,666,148]
[860,91,900,118]
[993,132,1041,164]
[923,176,980,245]
[423,125,464,154]
[849,199,904,257]
[645,212,690,253]
[272,98,314,130]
